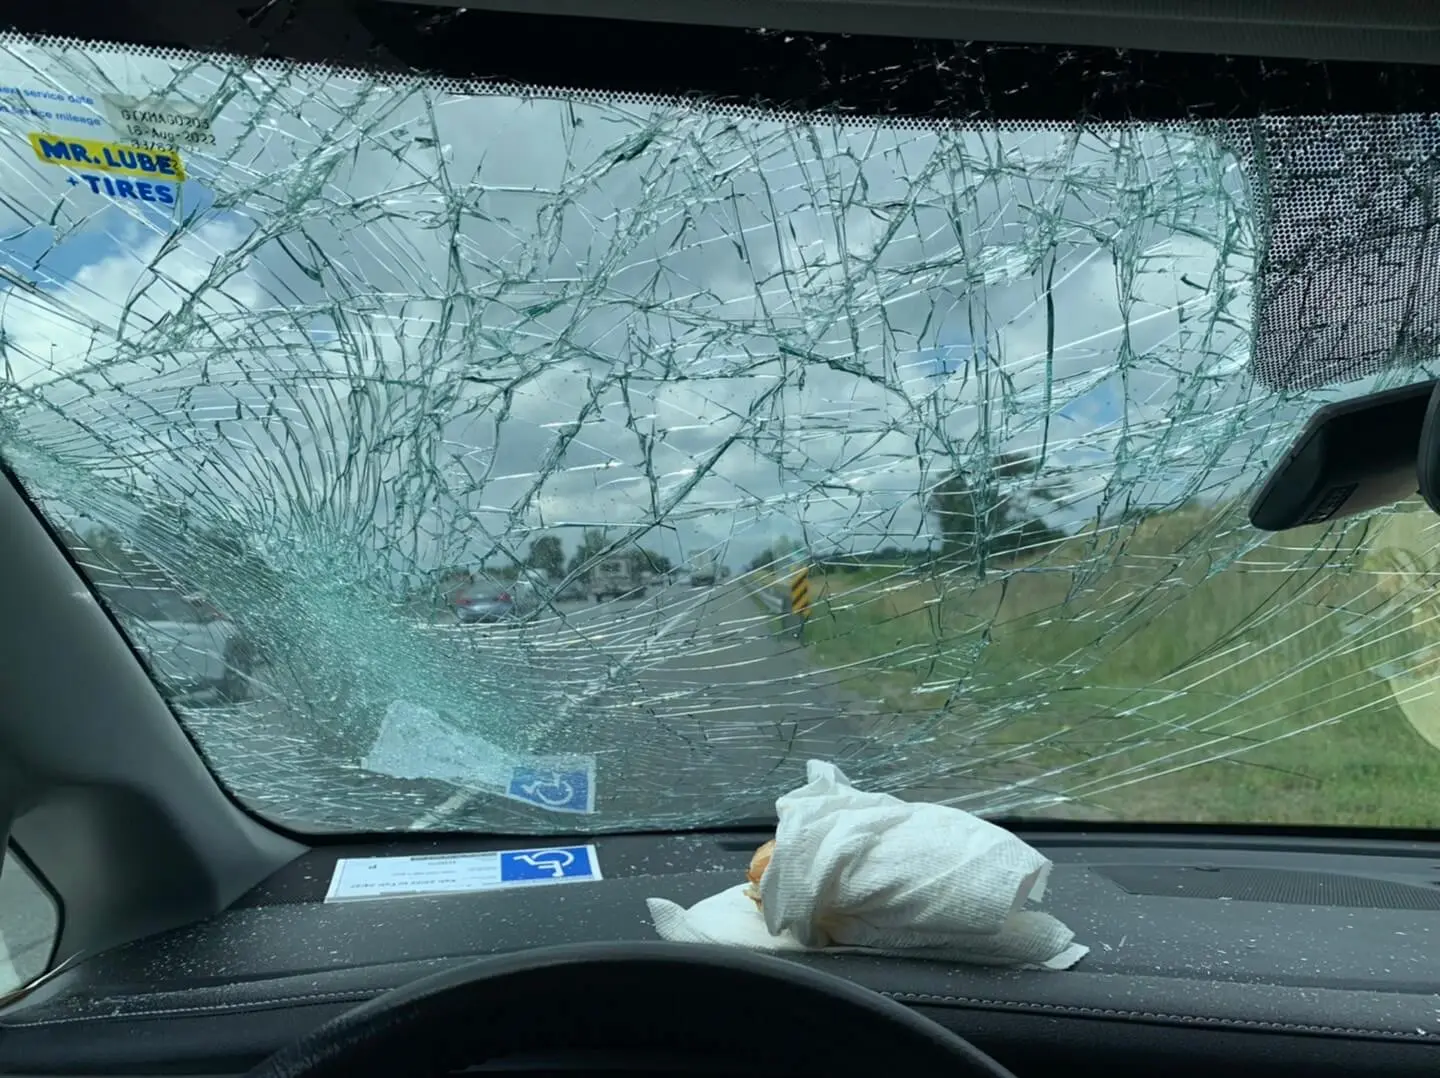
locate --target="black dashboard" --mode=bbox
[2,829,1439,1076]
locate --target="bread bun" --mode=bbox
[744,839,775,906]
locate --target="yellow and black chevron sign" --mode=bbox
[789,567,812,618]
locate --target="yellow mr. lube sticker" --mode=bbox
[28,133,186,181]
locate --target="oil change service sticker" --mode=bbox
[102,94,216,148]
[324,845,603,902]
[29,132,185,179]
[28,131,185,206]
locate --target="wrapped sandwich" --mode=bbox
[744,839,775,906]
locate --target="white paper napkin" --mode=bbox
[648,760,1087,970]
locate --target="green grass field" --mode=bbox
[776,504,1440,827]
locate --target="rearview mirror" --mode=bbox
[1249,379,1434,531]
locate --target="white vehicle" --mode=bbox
[107,587,253,703]
[509,570,545,612]
[688,551,720,586]
[591,556,644,601]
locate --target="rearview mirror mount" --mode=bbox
[1249,379,1436,531]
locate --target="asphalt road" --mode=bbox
[183,579,877,833]
[0,581,864,977]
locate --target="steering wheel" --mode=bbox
[243,941,1017,1076]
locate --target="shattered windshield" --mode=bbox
[4,34,1440,834]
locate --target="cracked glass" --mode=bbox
[3,33,1440,834]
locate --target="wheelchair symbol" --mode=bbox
[507,763,593,813]
[510,849,576,878]
[518,773,575,807]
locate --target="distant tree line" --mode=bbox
[63,447,1086,602]
[558,529,671,579]
[430,530,674,600]
[927,450,1070,572]
[747,451,1077,578]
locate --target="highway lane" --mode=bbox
[457,578,877,825]
[180,579,876,833]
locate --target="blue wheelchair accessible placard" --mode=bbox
[497,845,601,885]
[325,845,604,900]
[505,757,596,814]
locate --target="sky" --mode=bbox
[0,32,1413,583]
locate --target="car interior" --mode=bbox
[3,2,1440,1076]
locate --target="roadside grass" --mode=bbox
[788,504,1440,826]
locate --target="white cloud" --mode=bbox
[0,34,1296,580]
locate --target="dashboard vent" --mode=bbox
[1093,865,1440,909]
